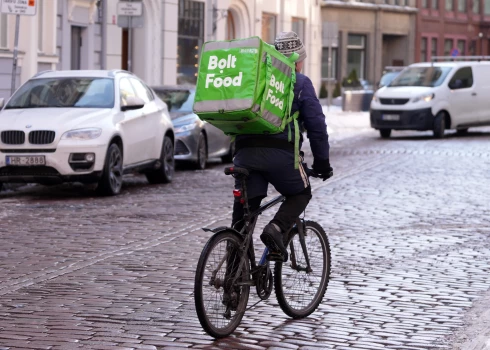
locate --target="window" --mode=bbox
[38,0,43,52]
[473,0,480,12]
[431,38,438,58]
[0,14,7,49]
[446,0,454,10]
[226,10,236,40]
[444,39,453,56]
[178,0,205,84]
[390,66,452,87]
[432,0,439,8]
[120,78,137,107]
[347,34,366,79]
[485,0,490,14]
[5,78,115,109]
[421,38,428,62]
[422,0,428,8]
[130,78,154,103]
[448,67,473,89]
[321,47,338,79]
[457,40,466,55]
[262,13,276,44]
[292,18,305,43]
[470,40,476,55]
[458,0,466,11]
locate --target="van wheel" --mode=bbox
[379,129,391,138]
[433,112,446,139]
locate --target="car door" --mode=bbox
[118,77,148,165]
[447,66,478,126]
[129,77,162,160]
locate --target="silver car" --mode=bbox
[152,86,234,170]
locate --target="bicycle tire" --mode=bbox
[274,220,331,318]
[194,230,250,338]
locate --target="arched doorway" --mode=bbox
[226,10,236,40]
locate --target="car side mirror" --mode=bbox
[121,96,145,111]
[449,79,463,89]
[0,98,4,109]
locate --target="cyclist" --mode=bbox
[231,31,332,261]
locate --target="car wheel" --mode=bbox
[97,143,123,196]
[433,112,446,139]
[195,132,207,170]
[379,129,391,139]
[221,140,235,163]
[146,135,175,184]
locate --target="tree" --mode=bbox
[319,82,328,98]
[342,69,361,89]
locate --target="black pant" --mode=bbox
[232,186,312,233]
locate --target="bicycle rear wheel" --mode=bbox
[274,220,331,318]
[194,230,250,338]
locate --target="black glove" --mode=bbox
[312,158,333,181]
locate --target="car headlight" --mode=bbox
[412,93,434,103]
[61,128,102,140]
[174,122,197,133]
[372,94,379,103]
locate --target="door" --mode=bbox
[472,65,490,123]
[446,66,478,126]
[129,77,161,160]
[118,77,147,165]
[71,26,82,70]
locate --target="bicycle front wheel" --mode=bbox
[194,230,250,338]
[274,220,331,318]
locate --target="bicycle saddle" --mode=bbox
[224,167,249,177]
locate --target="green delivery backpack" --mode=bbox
[193,36,300,166]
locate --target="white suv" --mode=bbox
[0,70,175,195]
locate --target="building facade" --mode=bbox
[321,0,418,88]
[0,0,322,99]
[416,0,490,61]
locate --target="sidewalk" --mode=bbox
[322,105,373,141]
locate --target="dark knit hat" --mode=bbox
[274,31,307,62]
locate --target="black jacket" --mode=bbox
[236,72,330,162]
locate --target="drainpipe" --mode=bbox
[100,0,107,69]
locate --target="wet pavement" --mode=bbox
[0,109,490,349]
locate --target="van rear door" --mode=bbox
[447,66,478,127]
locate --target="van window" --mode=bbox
[390,66,452,87]
[448,67,473,89]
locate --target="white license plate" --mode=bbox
[6,155,46,166]
[382,114,400,121]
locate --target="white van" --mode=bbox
[370,59,490,138]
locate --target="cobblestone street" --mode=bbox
[1,109,490,349]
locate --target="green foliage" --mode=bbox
[319,82,328,98]
[342,69,361,88]
[333,81,341,98]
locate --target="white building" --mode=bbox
[0,0,322,99]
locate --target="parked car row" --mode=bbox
[0,70,234,196]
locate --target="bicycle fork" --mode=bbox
[289,218,313,273]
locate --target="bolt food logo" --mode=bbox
[205,54,243,88]
[266,74,285,110]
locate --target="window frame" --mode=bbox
[261,12,277,44]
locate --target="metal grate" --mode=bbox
[29,131,55,145]
[1,131,25,145]
[175,140,190,155]
[379,98,410,105]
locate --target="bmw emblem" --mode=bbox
[25,125,32,128]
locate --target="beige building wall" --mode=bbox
[321,3,417,87]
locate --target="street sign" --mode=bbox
[451,48,460,57]
[117,1,143,16]
[1,0,37,16]
[117,15,144,28]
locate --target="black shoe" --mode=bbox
[260,223,288,262]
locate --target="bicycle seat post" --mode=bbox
[240,177,251,225]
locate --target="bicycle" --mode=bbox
[194,165,332,338]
